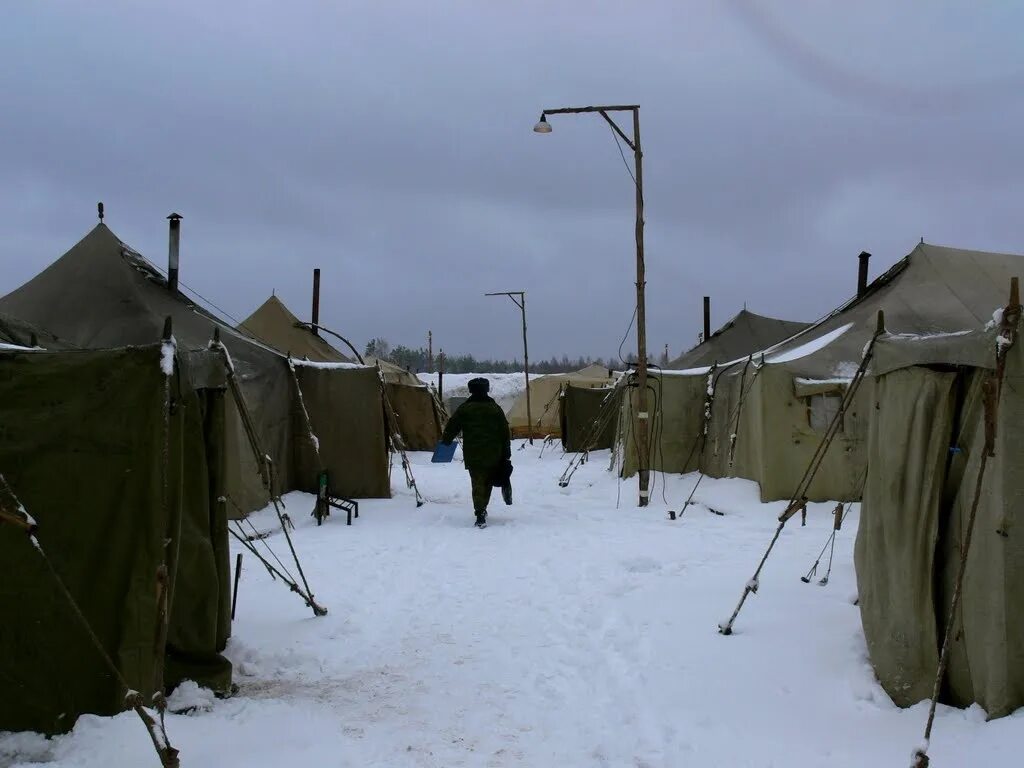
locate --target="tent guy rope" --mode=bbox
[719,310,887,636]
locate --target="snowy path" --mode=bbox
[3,443,1022,767]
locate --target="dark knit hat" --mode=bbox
[468,377,490,395]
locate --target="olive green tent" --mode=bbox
[238,294,354,363]
[621,242,1024,502]
[560,383,618,453]
[668,309,809,370]
[0,312,77,351]
[365,357,445,451]
[855,301,1023,719]
[237,294,440,453]
[0,224,391,510]
[507,365,616,439]
[291,360,391,498]
[0,343,232,734]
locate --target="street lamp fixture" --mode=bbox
[533,103,651,507]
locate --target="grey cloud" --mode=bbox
[2,1,1023,361]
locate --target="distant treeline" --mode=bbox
[363,338,650,374]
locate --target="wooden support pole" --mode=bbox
[231,553,243,620]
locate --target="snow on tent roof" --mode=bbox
[764,323,853,364]
[237,294,352,364]
[668,309,810,370]
[756,242,1024,378]
[363,356,424,387]
[622,240,1024,505]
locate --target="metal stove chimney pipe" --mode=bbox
[167,213,182,293]
[312,268,321,336]
[703,296,711,343]
[857,251,871,298]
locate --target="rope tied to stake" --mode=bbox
[719,311,887,636]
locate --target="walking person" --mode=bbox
[440,377,512,528]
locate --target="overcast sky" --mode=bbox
[2,1,1022,361]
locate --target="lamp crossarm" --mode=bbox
[485,291,525,311]
[541,105,638,152]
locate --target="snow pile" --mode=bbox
[1,446,1021,766]
[167,681,217,714]
[418,371,525,412]
[986,307,1005,330]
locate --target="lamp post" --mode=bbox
[485,290,532,445]
[533,104,650,507]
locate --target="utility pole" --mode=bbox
[534,104,649,505]
[485,290,532,444]
[427,330,433,373]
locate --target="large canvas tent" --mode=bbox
[236,293,442,454]
[507,365,616,439]
[0,224,390,511]
[239,294,354,363]
[365,357,446,451]
[0,342,232,734]
[855,294,1023,719]
[290,361,391,497]
[622,243,1024,502]
[560,383,619,453]
[669,309,809,370]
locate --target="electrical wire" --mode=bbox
[618,305,639,367]
[606,120,639,189]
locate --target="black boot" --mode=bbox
[474,512,487,528]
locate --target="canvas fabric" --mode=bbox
[0,344,231,734]
[854,367,957,707]
[0,312,77,350]
[669,309,809,370]
[619,243,1024,503]
[367,358,447,451]
[507,367,616,438]
[385,382,442,451]
[0,224,298,514]
[365,357,422,387]
[619,372,707,477]
[560,384,618,453]
[238,295,352,363]
[292,364,390,498]
[856,318,1024,718]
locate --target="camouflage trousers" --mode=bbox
[469,467,495,514]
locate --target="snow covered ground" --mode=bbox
[3,444,1022,767]
[417,372,525,413]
